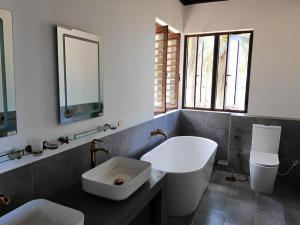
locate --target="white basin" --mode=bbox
[0,199,84,225]
[82,157,151,201]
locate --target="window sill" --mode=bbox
[154,109,180,119]
[181,108,247,116]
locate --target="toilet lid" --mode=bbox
[250,152,279,167]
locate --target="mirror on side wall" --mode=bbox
[57,26,103,125]
[0,9,17,137]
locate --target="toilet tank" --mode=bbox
[251,124,281,153]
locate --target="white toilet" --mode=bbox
[250,124,281,194]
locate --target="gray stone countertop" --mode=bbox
[49,169,167,225]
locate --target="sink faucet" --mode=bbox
[0,193,10,206]
[90,139,110,168]
[151,129,168,139]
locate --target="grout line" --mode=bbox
[227,115,232,168]
[30,164,35,198]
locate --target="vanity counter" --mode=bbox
[50,169,167,225]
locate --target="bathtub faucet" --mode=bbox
[151,129,168,139]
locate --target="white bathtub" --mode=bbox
[141,136,217,217]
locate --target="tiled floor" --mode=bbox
[167,170,300,225]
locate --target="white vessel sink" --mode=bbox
[82,157,151,201]
[0,199,84,225]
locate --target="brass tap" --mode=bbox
[151,129,168,139]
[90,139,110,168]
[0,193,10,206]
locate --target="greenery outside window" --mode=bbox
[183,30,253,112]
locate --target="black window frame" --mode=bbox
[182,30,254,113]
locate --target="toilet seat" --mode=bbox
[250,151,279,167]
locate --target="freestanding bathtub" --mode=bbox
[141,136,217,217]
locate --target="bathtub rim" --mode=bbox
[141,136,218,174]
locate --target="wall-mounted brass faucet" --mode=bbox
[151,129,168,139]
[90,139,110,168]
[0,193,10,206]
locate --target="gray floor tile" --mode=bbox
[284,210,300,225]
[211,170,236,187]
[283,193,300,215]
[193,210,225,225]
[167,207,198,225]
[284,201,300,215]
[254,213,285,225]
[198,183,231,213]
[167,217,182,225]
[255,193,285,222]
[283,199,300,225]
[230,185,255,202]
[170,170,299,225]
[169,213,196,225]
[224,198,255,225]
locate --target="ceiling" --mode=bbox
[179,0,228,5]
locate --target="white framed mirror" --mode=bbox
[57,26,103,124]
[0,9,17,137]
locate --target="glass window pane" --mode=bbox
[224,36,238,107]
[225,33,250,111]
[185,37,197,107]
[235,33,250,110]
[184,31,252,112]
[215,35,228,110]
[195,36,215,109]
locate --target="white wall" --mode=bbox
[184,0,300,119]
[5,0,299,155]
[0,0,183,152]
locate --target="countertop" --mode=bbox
[50,169,167,225]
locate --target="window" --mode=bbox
[183,31,253,112]
[154,24,181,114]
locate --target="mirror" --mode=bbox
[57,26,103,124]
[0,9,17,137]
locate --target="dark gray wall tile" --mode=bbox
[1,111,180,203]
[0,165,34,216]
[32,143,91,198]
[101,129,130,157]
[180,110,230,162]
[228,151,250,174]
[2,109,300,216]
[229,115,300,180]
[151,111,180,138]
[229,133,252,153]
[127,121,152,156]
[181,110,230,130]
